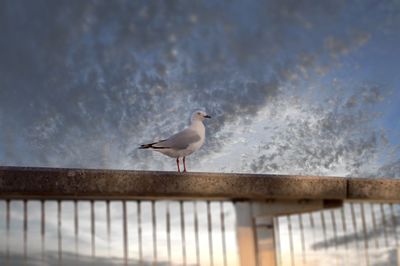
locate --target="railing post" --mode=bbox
[235,200,331,266]
[254,214,276,266]
[235,201,258,266]
[397,247,400,266]
[235,201,278,266]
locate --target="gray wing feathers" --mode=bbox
[153,128,200,150]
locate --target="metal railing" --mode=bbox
[277,202,400,266]
[0,166,399,266]
[0,199,238,266]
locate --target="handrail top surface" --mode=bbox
[0,166,398,201]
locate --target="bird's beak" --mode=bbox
[204,115,211,119]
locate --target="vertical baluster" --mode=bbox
[330,210,338,250]
[122,200,128,266]
[6,200,10,264]
[309,212,316,244]
[57,200,62,265]
[90,200,95,259]
[299,214,306,265]
[272,216,282,265]
[166,202,172,265]
[23,200,27,263]
[288,215,295,266]
[360,203,370,266]
[41,200,45,262]
[274,217,282,266]
[389,203,398,246]
[138,201,143,265]
[309,212,322,264]
[194,202,200,266]
[74,200,79,260]
[152,201,157,265]
[220,202,228,266]
[350,203,360,249]
[207,201,214,266]
[249,203,260,266]
[180,201,187,266]
[106,200,111,258]
[340,206,348,250]
[370,203,379,248]
[380,204,389,247]
[338,206,349,266]
[320,211,328,251]
[360,203,369,251]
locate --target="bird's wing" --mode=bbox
[153,128,201,150]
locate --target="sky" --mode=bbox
[0,0,400,265]
[0,0,399,177]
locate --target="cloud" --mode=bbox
[0,0,397,174]
[377,159,400,178]
[324,31,371,58]
[246,85,393,177]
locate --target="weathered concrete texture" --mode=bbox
[348,178,400,201]
[0,166,398,201]
[0,166,346,200]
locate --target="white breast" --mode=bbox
[180,120,205,157]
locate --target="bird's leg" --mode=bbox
[176,158,180,173]
[183,157,187,172]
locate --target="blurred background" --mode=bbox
[0,0,399,265]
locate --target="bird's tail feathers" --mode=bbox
[138,142,156,149]
[139,140,169,149]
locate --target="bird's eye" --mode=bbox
[197,112,201,115]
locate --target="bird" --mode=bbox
[139,110,211,172]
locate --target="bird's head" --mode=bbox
[191,110,211,122]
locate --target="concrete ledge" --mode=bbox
[0,166,398,201]
[348,178,400,201]
[0,166,346,200]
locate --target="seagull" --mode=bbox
[139,110,211,172]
